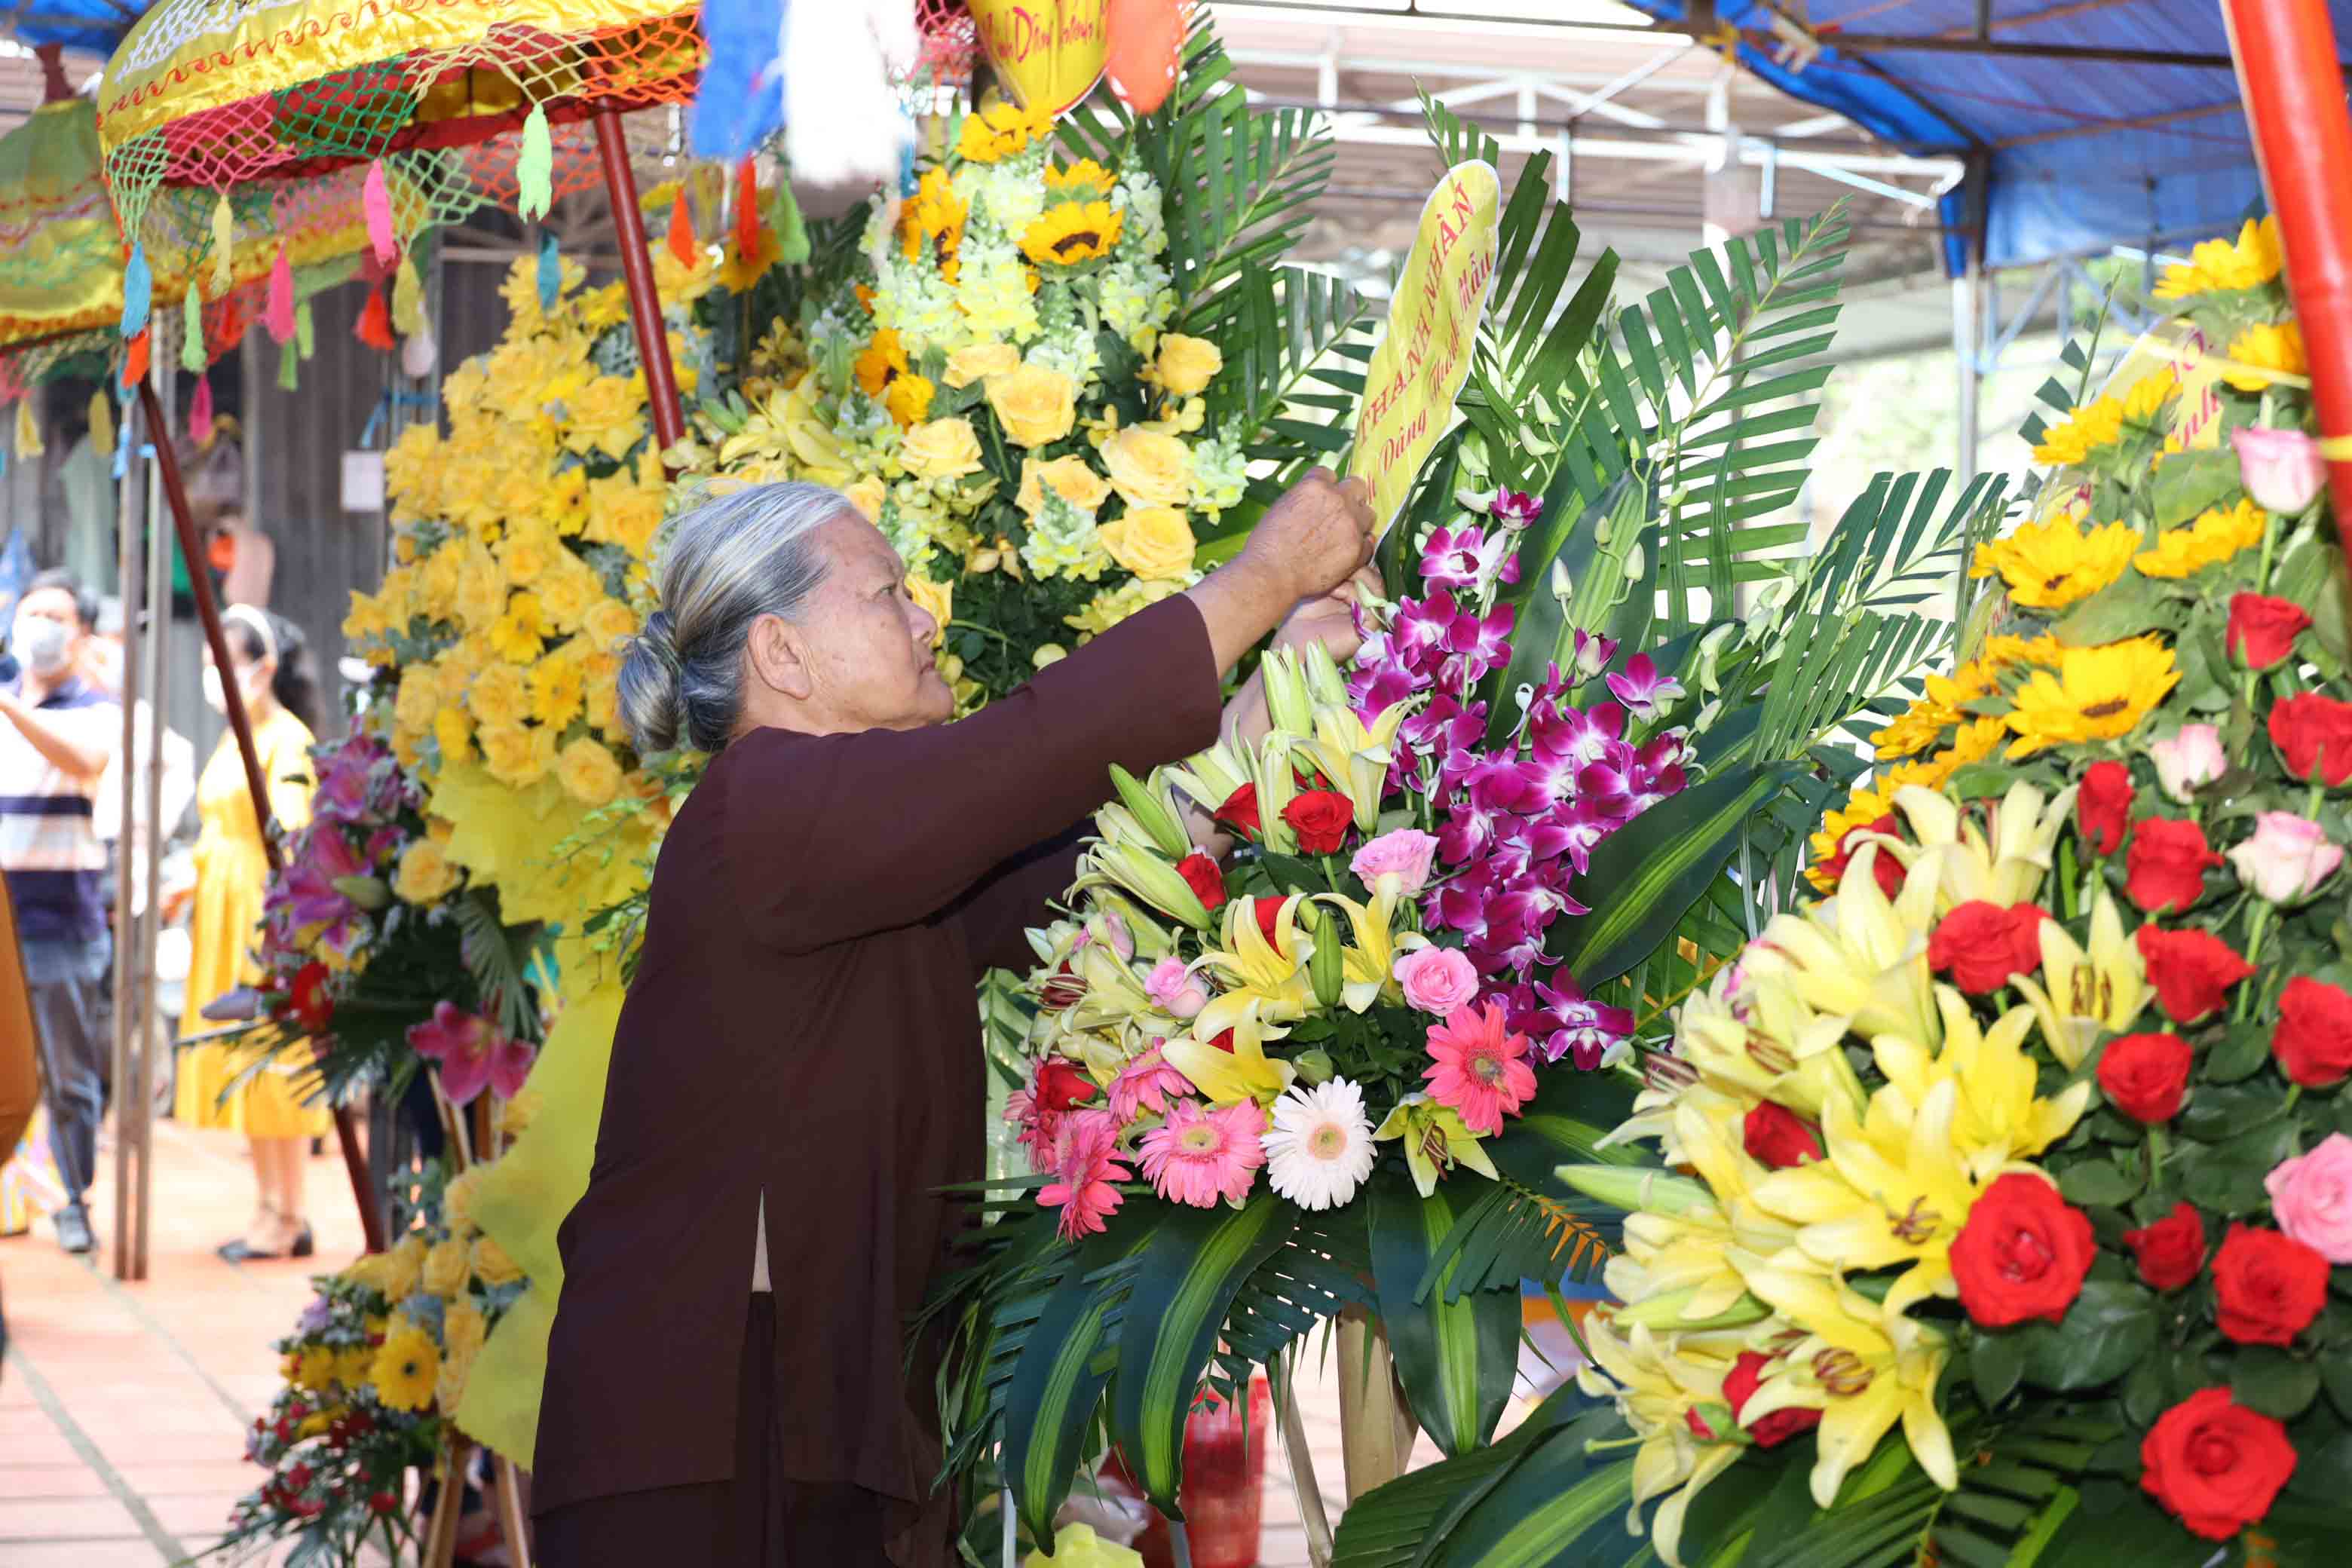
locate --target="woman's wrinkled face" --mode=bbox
[791,514,953,731]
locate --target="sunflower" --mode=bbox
[369,1320,441,1413]
[2222,320,2307,393]
[957,100,1055,164]
[2153,216,2282,300]
[1967,515,2138,609]
[901,167,966,277]
[1870,697,1960,760]
[1044,159,1116,201]
[1021,202,1124,268]
[2003,637,2180,758]
[855,329,910,400]
[1977,632,2065,670]
[2133,497,2267,578]
[2029,395,2125,467]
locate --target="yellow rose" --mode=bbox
[433,706,474,767]
[1015,455,1113,518]
[987,362,1077,447]
[1153,334,1223,398]
[905,573,954,646]
[436,1300,486,1413]
[537,559,602,632]
[442,1168,483,1235]
[582,596,639,652]
[393,838,461,905]
[945,342,1021,390]
[454,553,506,632]
[885,372,937,428]
[479,723,556,789]
[379,1234,427,1301]
[844,475,890,522]
[529,654,586,728]
[468,663,530,730]
[1098,427,1193,508]
[556,736,624,807]
[562,375,647,458]
[901,416,986,481]
[422,1236,473,1299]
[586,467,664,555]
[433,651,475,703]
[582,651,623,733]
[470,1235,525,1287]
[1098,506,1196,581]
[393,668,439,739]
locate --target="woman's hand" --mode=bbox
[1272,566,1385,665]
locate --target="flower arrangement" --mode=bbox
[208,1141,534,1566]
[1553,216,2352,1566]
[1008,486,1690,1245]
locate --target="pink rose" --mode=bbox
[1393,945,1480,1016]
[2232,424,2326,516]
[2227,810,2344,904]
[1144,957,1208,1019]
[1086,911,1135,962]
[2266,1132,2352,1263]
[1349,828,1441,894]
[2151,724,2227,802]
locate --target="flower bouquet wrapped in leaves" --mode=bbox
[1366,217,2352,1568]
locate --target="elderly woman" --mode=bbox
[532,473,1377,1566]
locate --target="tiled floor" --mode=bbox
[1,1116,1576,1567]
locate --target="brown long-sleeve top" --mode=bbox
[533,596,1223,1554]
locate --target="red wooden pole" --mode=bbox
[590,103,688,455]
[139,381,387,1254]
[2222,0,2352,538]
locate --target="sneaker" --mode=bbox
[54,1205,96,1255]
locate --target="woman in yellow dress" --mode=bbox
[172,605,328,1262]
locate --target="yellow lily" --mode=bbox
[1371,1094,1499,1195]
[1260,647,1318,737]
[1746,844,1939,1045]
[1871,987,2091,1182]
[1893,780,2077,912]
[1193,894,1315,1040]
[1317,874,1408,1012]
[1730,1260,1957,1508]
[1750,1076,1982,1321]
[1161,1006,1295,1108]
[1251,730,1301,853]
[1063,940,1159,1035]
[1573,1313,1753,1568]
[1163,736,1253,821]
[1671,961,1868,1123]
[2011,889,2145,1070]
[1078,840,1214,931]
[1296,700,1407,831]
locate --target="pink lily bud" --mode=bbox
[2231,425,2326,516]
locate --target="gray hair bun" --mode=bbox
[617,608,686,755]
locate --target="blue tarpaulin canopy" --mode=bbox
[0,0,148,56]
[1629,1,2350,276]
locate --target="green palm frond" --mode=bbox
[452,885,543,1044]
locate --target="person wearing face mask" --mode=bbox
[0,570,120,1256]
[171,605,329,1262]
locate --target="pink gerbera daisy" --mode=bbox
[1421,1001,1536,1135]
[1004,1087,1059,1174]
[1107,1043,1195,1124]
[1039,1110,1130,1241]
[1138,1098,1266,1208]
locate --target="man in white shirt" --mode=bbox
[1,571,120,1255]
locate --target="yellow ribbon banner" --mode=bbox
[1349,160,1502,532]
[968,0,1110,118]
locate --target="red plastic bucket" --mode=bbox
[1104,1375,1270,1568]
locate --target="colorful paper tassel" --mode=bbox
[667,189,697,268]
[770,179,809,266]
[121,243,151,338]
[14,398,41,459]
[296,299,315,360]
[392,256,425,337]
[734,157,762,261]
[278,340,299,391]
[122,329,150,390]
[363,159,397,265]
[210,190,234,293]
[87,391,112,459]
[355,285,396,351]
[518,104,553,222]
[181,283,206,372]
[537,229,562,311]
[188,375,214,449]
[264,246,295,344]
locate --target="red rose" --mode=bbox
[2139,1388,2297,1540]
[2272,974,2352,1086]
[1947,1171,2096,1328]
[1214,782,1261,838]
[1819,814,1905,899]
[369,1491,400,1517]
[2133,926,2253,1024]
[2213,1223,2329,1346]
[1723,1349,1821,1448]
[2124,818,2225,914]
[2096,1032,2194,1123]
[1254,896,1291,953]
[2076,761,2135,856]
[2228,592,2313,672]
[1928,900,2048,994]
[1281,789,1356,853]
[1176,851,1227,911]
[2268,691,2352,787]
[2124,1202,2208,1291]
[1742,1102,1824,1168]
[1036,1060,1098,1113]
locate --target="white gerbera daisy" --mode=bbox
[1260,1078,1377,1211]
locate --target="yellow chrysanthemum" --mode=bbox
[1940,715,2009,771]
[1021,202,1124,268]
[2118,366,2179,422]
[2004,637,2180,758]
[2133,497,2267,578]
[2029,396,2124,467]
[369,1320,441,1413]
[2153,216,2282,300]
[1977,632,2064,670]
[293,1345,337,1392]
[467,662,530,730]
[957,100,1055,163]
[556,736,624,807]
[2222,320,2308,393]
[855,329,910,400]
[884,372,937,428]
[1967,516,2138,609]
[488,593,549,663]
[1045,159,1116,200]
[529,655,586,730]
